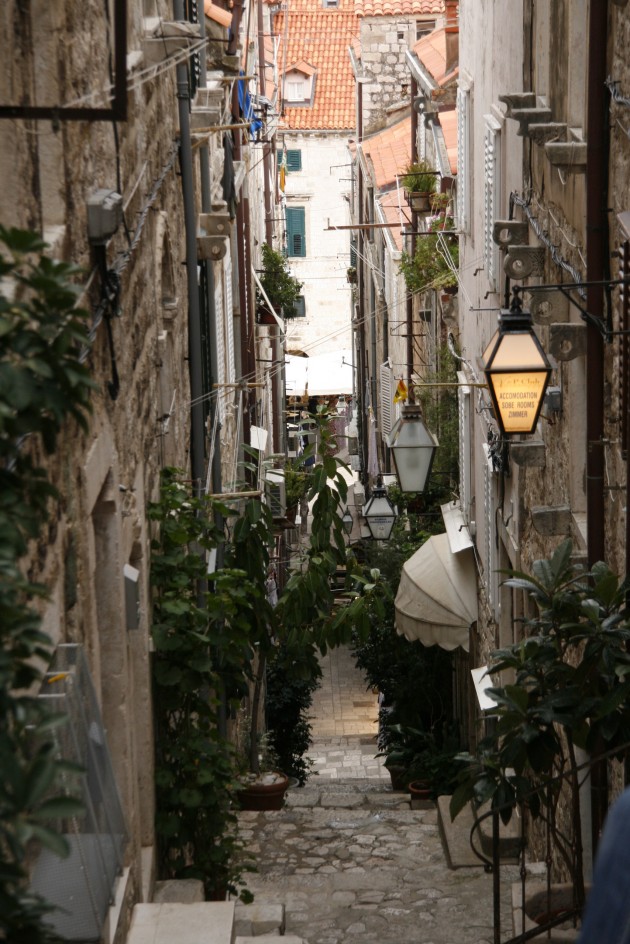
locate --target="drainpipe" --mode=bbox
[257,0,282,454]
[585,0,610,856]
[407,77,419,391]
[174,0,205,493]
[197,1,224,507]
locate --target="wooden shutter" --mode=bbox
[483,117,501,290]
[286,207,306,257]
[456,87,470,234]
[379,362,394,442]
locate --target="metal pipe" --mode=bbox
[586,0,610,857]
[408,76,418,390]
[174,0,205,494]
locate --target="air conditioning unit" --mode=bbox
[264,469,286,519]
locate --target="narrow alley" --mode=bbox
[235,647,519,944]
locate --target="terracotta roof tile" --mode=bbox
[411,26,457,86]
[360,116,411,190]
[355,0,443,16]
[379,190,410,250]
[273,0,360,130]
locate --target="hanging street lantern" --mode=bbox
[387,403,439,493]
[363,482,397,540]
[481,288,552,436]
[341,507,354,536]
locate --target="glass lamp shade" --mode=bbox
[481,309,552,435]
[387,405,439,493]
[341,508,353,535]
[363,487,397,541]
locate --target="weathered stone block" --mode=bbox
[531,505,572,536]
[234,902,285,937]
[549,323,587,361]
[510,442,547,468]
[153,879,204,904]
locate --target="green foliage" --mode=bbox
[416,341,459,485]
[399,217,459,292]
[402,160,437,194]
[378,723,462,799]
[259,243,303,315]
[449,541,630,902]
[266,647,318,786]
[149,470,258,901]
[0,228,95,941]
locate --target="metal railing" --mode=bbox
[29,644,128,943]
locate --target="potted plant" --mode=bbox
[346,265,357,284]
[402,160,437,212]
[450,541,630,932]
[257,243,303,321]
[399,220,459,293]
[236,726,290,811]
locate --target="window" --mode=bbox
[286,207,306,257]
[416,19,436,39]
[286,78,306,102]
[483,115,502,290]
[290,295,306,318]
[277,149,302,172]
[323,0,339,6]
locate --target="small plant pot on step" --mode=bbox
[237,772,290,811]
[409,779,433,809]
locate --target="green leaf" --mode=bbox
[36,796,84,819]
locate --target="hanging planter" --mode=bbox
[402,161,437,214]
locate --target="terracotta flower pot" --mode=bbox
[409,779,433,809]
[237,772,289,811]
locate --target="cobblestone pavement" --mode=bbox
[237,649,519,943]
[238,782,518,944]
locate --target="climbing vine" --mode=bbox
[0,228,94,941]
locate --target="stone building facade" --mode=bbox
[0,0,275,939]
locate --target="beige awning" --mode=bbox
[394,533,477,651]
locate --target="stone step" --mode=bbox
[234,901,285,936]
[436,795,521,869]
[285,777,410,811]
[128,902,234,944]
[236,937,306,944]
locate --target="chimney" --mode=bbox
[444,1,458,75]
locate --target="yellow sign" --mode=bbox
[490,372,548,434]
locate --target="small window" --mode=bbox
[397,29,405,41]
[416,18,436,39]
[277,149,302,172]
[286,78,306,102]
[286,207,306,257]
[323,0,339,7]
[290,295,306,318]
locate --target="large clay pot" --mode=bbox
[237,772,289,811]
[409,779,432,809]
[512,881,587,943]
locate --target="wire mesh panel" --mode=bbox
[29,644,128,942]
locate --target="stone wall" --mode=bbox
[359,17,416,134]
[0,0,199,933]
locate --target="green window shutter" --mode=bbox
[286,207,306,257]
[278,150,302,172]
[286,150,302,172]
[350,240,357,267]
[290,295,306,318]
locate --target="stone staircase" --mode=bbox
[126,777,513,944]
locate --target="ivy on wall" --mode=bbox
[0,228,95,941]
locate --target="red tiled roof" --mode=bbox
[379,190,410,251]
[272,0,360,130]
[360,117,411,190]
[355,0,443,16]
[411,27,457,86]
